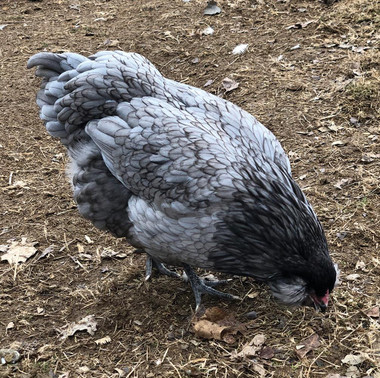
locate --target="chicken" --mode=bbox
[28,50,338,311]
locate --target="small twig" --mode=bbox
[167,358,183,378]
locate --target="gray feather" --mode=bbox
[29,50,337,308]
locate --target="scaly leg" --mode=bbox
[145,255,182,281]
[183,264,240,311]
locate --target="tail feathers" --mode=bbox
[36,89,56,108]
[27,52,87,77]
[29,51,166,146]
[46,121,67,139]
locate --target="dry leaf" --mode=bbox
[192,307,246,344]
[334,178,352,189]
[59,315,97,340]
[78,253,93,261]
[1,238,38,265]
[252,363,266,377]
[296,333,321,358]
[222,77,239,92]
[103,39,120,47]
[260,346,274,360]
[77,366,90,373]
[100,248,127,259]
[204,79,214,87]
[346,274,360,281]
[58,373,70,378]
[37,245,55,261]
[252,334,266,346]
[193,319,229,341]
[318,126,329,133]
[341,354,364,365]
[345,365,360,377]
[236,345,260,358]
[337,231,348,240]
[366,306,379,318]
[95,335,111,345]
[328,124,342,132]
[247,292,259,299]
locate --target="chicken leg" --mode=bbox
[183,264,240,311]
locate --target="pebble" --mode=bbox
[244,311,258,319]
[0,349,21,364]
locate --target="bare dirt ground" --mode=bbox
[0,0,379,377]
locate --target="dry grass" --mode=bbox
[0,0,379,377]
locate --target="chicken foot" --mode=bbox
[183,264,240,311]
[145,255,182,281]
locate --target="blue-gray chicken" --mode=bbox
[28,51,338,311]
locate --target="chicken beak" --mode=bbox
[318,301,327,313]
[309,292,329,312]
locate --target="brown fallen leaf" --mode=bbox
[252,363,266,377]
[201,306,226,322]
[204,79,214,87]
[252,334,266,346]
[346,273,360,281]
[334,178,353,190]
[341,354,364,365]
[192,307,246,344]
[193,319,228,341]
[236,345,260,358]
[100,247,127,259]
[232,333,269,361]
[365,306,379,318]
[103,39,120,47]
[37,245,55,261]
[59,315,97,340]
[1,238,38,265]
[58,373,70,378]
[260,346,275,360]
[222,77,239,92]
[296,333,321,358]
